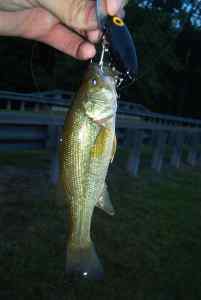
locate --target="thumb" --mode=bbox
[37,0,98,30]
[104,0,129,16]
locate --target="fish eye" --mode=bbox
[91,79,97,86]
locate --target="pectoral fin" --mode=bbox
[96,184,115,216]
[111,134,117,163]
[90,127,111,159]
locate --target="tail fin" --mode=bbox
[66,241,104,280]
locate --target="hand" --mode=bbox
[0,0,126,60]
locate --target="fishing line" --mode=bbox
[30,42,60,123]
[30,41,42,96]
[30,40,62,176]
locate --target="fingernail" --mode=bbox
[108,0,124,16]
[88,29,103,43]
[82,43,96,60]
[117,8,125,19]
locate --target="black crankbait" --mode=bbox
[96,0,138,87]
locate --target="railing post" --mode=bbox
[187,132,200,167]
[170,131,185,168]
[151,130,158,146]
[47,125,62,185]
[151,130,168,173]
[6,100,11,110]
[20,101,25,111]
[127,129,144,176]
[34,103,40,112]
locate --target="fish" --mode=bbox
[59,63,117,280]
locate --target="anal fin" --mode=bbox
[96,183,115,216]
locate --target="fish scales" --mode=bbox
[60,64,117,280]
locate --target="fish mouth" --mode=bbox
[90,64,116,86]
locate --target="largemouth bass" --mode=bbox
[60,64,117,280]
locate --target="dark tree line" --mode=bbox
[123,0,201,117]
[0,0,201,117]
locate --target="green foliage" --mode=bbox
[123,4,182,112]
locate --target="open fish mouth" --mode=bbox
[90,64,116,86]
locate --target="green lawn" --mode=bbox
[0,149,201,300]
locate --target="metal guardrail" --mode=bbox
[1,111,201,132]
[0,90,73,106]
[1,89,201,127]
[0,111,201,161]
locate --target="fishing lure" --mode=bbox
[96,0,138,87]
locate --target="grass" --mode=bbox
[0,148,201,299]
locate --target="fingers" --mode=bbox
[1,6,96,60]
[37,0,126,31]
[33,1,127,59]
[0,0,127,61]
[37,0,98,30]
[87,29,102,43]
[0,7,97,60]
[117,8,126,19]
[104,0,127,16]
[36,23,96,60]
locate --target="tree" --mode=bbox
[124,0,201,117]
[122,2,181,113]
[0,37,85,91]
